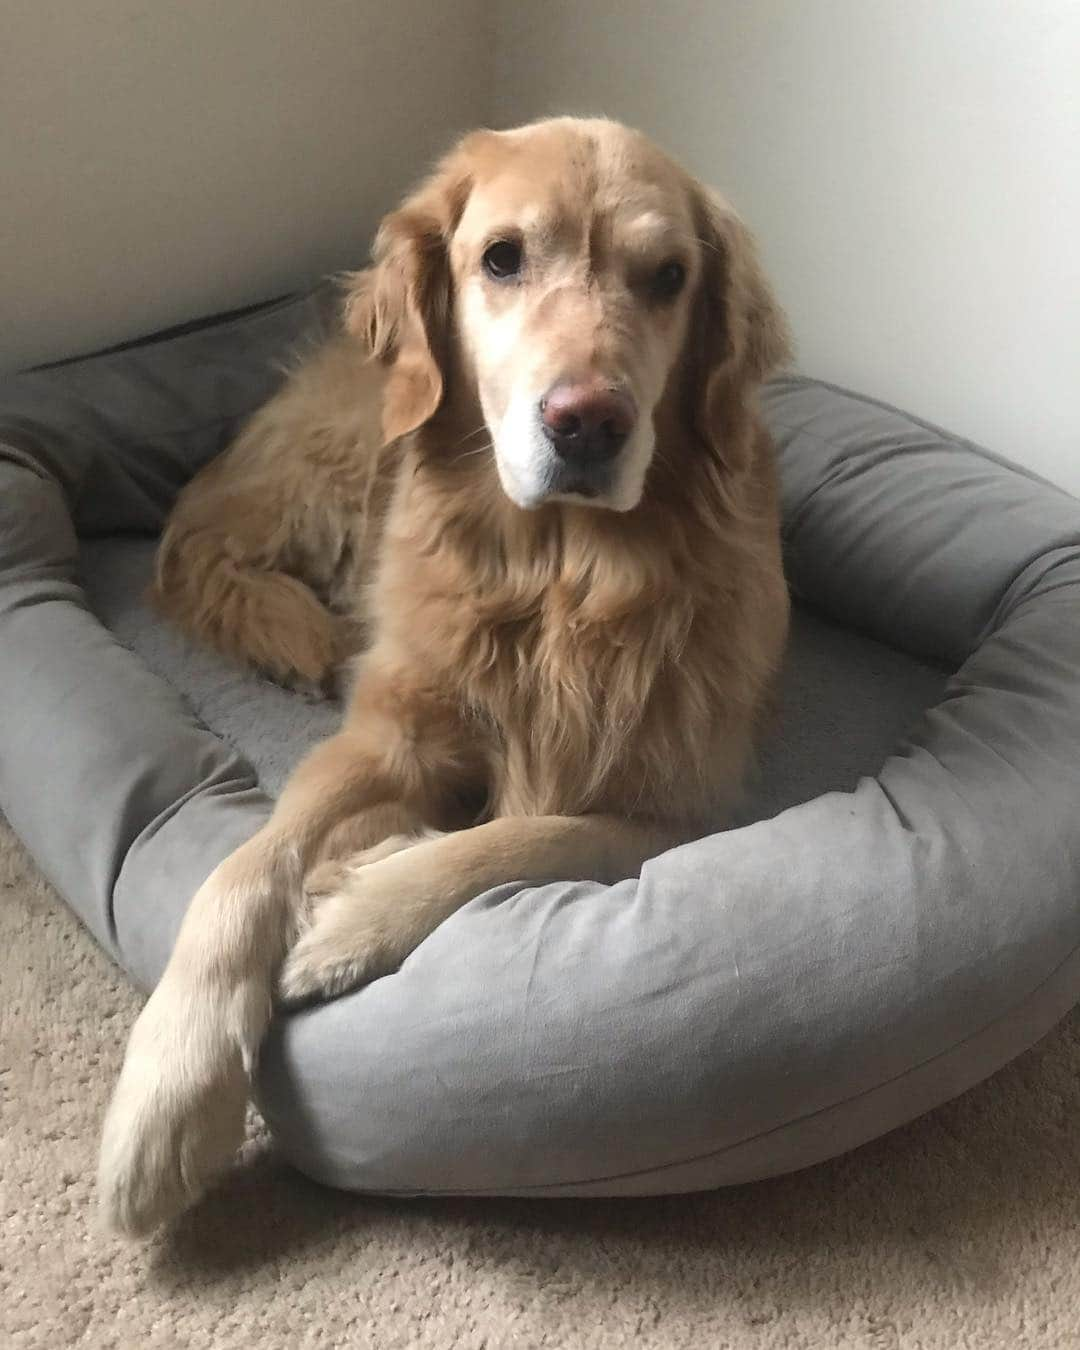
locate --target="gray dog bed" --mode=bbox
[2,289,1078,1198]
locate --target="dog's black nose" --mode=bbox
[540,381,636,464]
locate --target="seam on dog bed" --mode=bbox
[0,437,62,486]
[25,294,298,372]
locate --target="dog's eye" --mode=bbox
[482,240,523,280]
[652,259,687,300]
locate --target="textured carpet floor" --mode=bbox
[3,819,1079,1350]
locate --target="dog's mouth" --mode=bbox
[540,459,617,507]
[558,479,600,500]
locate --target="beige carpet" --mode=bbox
[2,819,1078,1350]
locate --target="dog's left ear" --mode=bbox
[691,187,793,470]
[342,150,474,444]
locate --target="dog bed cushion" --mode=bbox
[2,289,1078,1197]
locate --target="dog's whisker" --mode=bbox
[455,441,494,462]
[449,423,491,449]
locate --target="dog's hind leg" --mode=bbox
[154,512,347,689]
[152,338,391,687]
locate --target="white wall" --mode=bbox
[494,0,1080,494]
[1,0,491,370]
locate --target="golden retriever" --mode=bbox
[98,116,792,1234]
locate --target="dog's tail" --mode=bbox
[151,520,341,690]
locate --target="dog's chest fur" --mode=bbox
[375,471,769,822]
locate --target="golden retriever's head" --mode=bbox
[347,117,790,512]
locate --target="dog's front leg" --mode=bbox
[279,813,685,1005]
[99,666,480,1235]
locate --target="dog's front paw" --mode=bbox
[280,841,444,1007]
[278,885,397,1007]
[98,976,254,1236]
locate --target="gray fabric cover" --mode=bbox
[2,290,1078,1198]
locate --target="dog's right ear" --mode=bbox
[343,148,475,444]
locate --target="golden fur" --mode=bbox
[99,117,792,1234]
